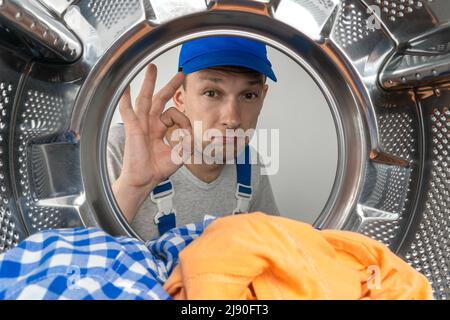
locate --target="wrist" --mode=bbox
[115,175,159,196]
[111,175,160,223]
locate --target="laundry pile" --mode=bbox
[0,212,433,299]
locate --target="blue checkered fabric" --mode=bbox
[0,215,217,300]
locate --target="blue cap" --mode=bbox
[178,36,277,82]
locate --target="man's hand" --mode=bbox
[112,64,192,223]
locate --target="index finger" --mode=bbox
[149,71,185,117]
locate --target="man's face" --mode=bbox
[172,67,269,161]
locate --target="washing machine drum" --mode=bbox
[0,0,449,299]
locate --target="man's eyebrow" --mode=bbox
[247,79,264,86]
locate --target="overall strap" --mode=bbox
[151,179,176,236]
[233,144,252,214]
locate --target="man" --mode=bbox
[107,36,280,240]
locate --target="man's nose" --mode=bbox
[221,98,241,129]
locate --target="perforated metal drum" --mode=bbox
[0,0,449,299]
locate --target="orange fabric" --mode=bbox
[163,212,433,300]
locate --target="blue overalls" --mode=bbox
[150,145,252,236]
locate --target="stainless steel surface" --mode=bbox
[0,0,449,299]
[381,52,450,89]
[402,84,450,300]
[0,0,82,61]
[0,50,28,253]
[37,0,78,16]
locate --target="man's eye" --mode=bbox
[204,90,217,98]
[244,92,259,100]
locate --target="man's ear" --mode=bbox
[172,86,185,112]
[262,84,269,99]
[255,84,269,116]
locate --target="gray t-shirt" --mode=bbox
[107,124,279,240]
